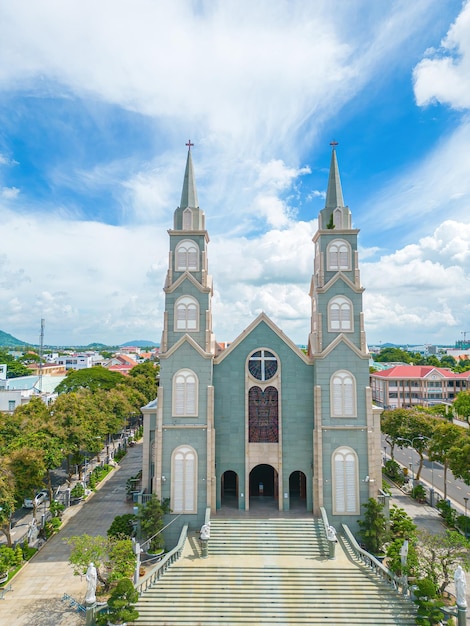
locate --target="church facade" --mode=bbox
[141,146,382,538]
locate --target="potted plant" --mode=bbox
[411,484,427,503]
[105,578,139,625]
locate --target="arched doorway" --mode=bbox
[249,464,277,506]
[289,470,307,510]
[221,470,238,508]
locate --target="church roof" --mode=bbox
[179,147,199,210]
[325,147,344,209]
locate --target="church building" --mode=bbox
[141,145,382,539]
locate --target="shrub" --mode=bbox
[104,577,139,625]
[457,514,470,537]
[107,514,137,539]
[71,483,85,499]
[357,498,390,555]
[411,484,427,503]
[21,541,37,561]
[384,459,405,485]
[49,500,65,518]
[436,500,458,528]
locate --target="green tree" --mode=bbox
[416,529,470,595]
[101,577,139,625]
[428,422,466,498]
[439,355,457,369]
[374,347,412,363]
[0,458,16,547]
[381,409,411,459]
[357,498,390,555]
[8,448,46,518]
[107,514,137,539]
[55,366,126,394]
[453,390,470,422]
[397,411,435,480]
[67,534,135,592]
[138,495,171,553]
[448,436,470,485]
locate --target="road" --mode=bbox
[382,436,470,514]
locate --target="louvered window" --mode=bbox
[333,447,358,514]
[183,209,192,230]
[331,371,356,417]
[327,240,351,270]
[175,296,199,331]
[175,241,199,271]
[173,370,197,416]
[328,296,352,332]
[172,446,197,513]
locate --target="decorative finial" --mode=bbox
[330,140,339,147]
[185,139,194,151]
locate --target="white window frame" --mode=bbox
[173,369,198,416]
[326,240,351,271]
[171,445,197,513]
[182,208,193,230]
[175,240,199,271]
[332,446,359,515]
[331,370,356,417]
[174,296,199,332]
[328,296,353,332]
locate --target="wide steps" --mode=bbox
[135,518,417,625]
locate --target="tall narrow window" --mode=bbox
[331,370,356,417]
[172,445,197,513]
[328,296,353,332]
[175,296,199,331]
[176,240,199,271]
[249,386,279,443]
[333,447,358,514]
[183,208,192,230]
[327,240,351,270]
[173,369,198,416]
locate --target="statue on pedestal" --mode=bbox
[455,565,467,608]
[85,562,97,605]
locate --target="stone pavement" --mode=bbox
[0,442,142,626]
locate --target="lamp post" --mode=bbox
[464,497,468,519]
[397,436,426,487]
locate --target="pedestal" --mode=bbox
[200,539,208,558]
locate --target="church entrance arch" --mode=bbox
[289,471,307,510]
[249,464,277,504]
[221,470,238,507]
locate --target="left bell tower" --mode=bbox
[142,142,216,541]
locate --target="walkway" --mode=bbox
[0,443,142,626]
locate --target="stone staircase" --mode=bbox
[135,518,417,625]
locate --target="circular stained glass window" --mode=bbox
[248,349,278,381]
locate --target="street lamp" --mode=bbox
[464,497,468,519]
[397,436,427,487]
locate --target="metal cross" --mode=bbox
[185,139,194,150]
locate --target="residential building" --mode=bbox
[370,365,470,408]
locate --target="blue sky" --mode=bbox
[1,0,469,347]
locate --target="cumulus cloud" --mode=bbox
[362,220,470,344]
[413,0,470,109]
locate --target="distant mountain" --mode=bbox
[0,330,29,348]
[120,340,159,348]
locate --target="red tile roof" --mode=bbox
[372,365,470,379]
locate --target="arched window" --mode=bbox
[328,296,353,332]
[332,447,358,515]
[183,208,192,230]
[175,240,198,271]
[327,240,351,271]
[249,386,279,443]
[331,370,356,417]
[171,445,197,513]
[173,369,198,416]
[175,296,199,331]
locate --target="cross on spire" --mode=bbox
[330,140,339,147]
[185,139,194,151]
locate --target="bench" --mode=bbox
[0,583,13,599]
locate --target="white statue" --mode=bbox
[200,524,210,541]
[326,525,337,542]
[454,565,467,608]
[85,562,97,605]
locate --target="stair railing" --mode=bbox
[341,523,414,602]
[136,524,188,596]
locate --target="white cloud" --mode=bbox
[362,220,470,344]
[413,0,470,109]
[1,187,20,199]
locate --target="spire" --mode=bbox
[325,142,344,209]
[179,140,199,210]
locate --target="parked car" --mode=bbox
[23,490,48,509]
